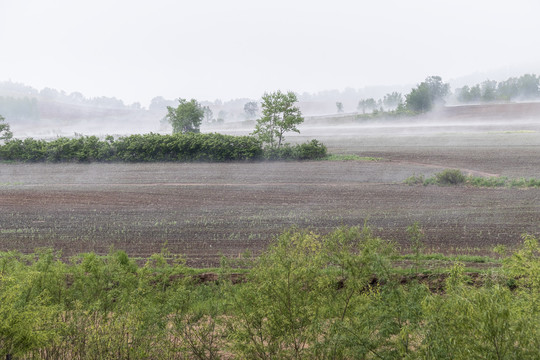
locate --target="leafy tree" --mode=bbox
[243,101,259,120]
[252,90,304,148]
[357,98,377,114]
[481,80,497,102]
[383,92,403,110]
[405,76,450,112]
[469,84,482,102]
[166,99,204,134]
[336,101,344,113]
[0,115,13,142]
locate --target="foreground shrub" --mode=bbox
[0,230,539,358]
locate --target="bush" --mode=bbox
[434,169,466,185]
[0,133,264,163]
[404,174,425,185]
[263,140,327,160]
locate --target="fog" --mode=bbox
[2,1,540,107]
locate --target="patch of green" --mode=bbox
[467,176,508,187]
[404,169,540,188]
[436,168,466,185]
[0,181,23,186]
[508,177,540,188]
[0,227,539,358]
[404,173,426,185]
[397,253,498,264]
[323,154,382,161]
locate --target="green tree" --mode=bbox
[357,98,377,114]
[405,76,450,112]
[383,92,403,110]
[336,101,344,113]
[252,90,304,148]
[481,80,497,102]
[0,115,13,142]
[166,99,204,134]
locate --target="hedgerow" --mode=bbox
[0,133,327,162]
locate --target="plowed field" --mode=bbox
[1,114,539,266]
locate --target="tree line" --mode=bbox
[455,74,540,103]
[349,73,540,116]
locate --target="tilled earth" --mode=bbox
[1,119,539,267]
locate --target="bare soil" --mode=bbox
[1,112,539,267]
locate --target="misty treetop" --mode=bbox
[243,101,259,120]
[405,76,450,112]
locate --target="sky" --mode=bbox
[1,0,540,106]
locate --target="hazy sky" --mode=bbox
[1,0,540,106]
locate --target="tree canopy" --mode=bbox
[251,91,304,148]
[456,74,540,103]
[0,115,13,142]
[166,99,204,134]
[405,76,450,112]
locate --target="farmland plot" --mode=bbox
[1,117,539,266]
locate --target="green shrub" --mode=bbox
[435,169,466,185]
[466,176,508,187]
[263,139,327,160]
[404,174,425,185]
[0,133,264,163]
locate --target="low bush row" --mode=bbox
[1,226,539,359]
[0,133,328,162]
[405,169,540,188]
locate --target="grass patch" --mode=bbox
[405,169,540,188]
[396,253,498,264]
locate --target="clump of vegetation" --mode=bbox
[263,139,327,160]
[404,173,426,185]
[405,170,540,188]
[435,168,466,185]
[0,114,13,142]
[0,227,539,358]
[0,133,328,163]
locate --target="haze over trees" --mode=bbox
[383,92,403,110]
[243,101,259,120]
[252,90,304,148]
[166,98,204,134]
[455,74,540,103]
[357,98,377,114]
[405,76,450,112]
